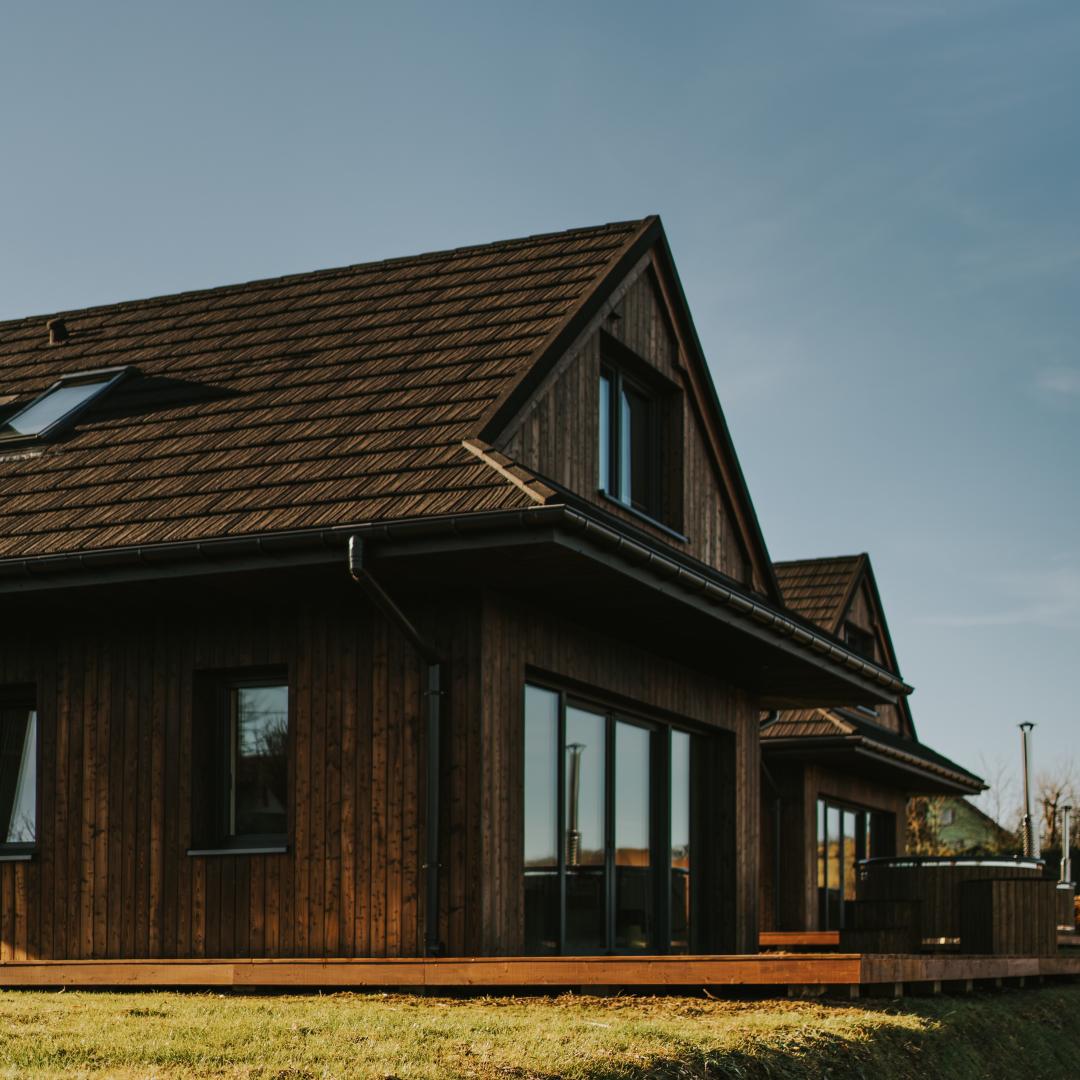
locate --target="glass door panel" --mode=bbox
[842,809,858,926]
[523,685,560,954]
[614,721,652,951]
[564,706,606,952]
[826,805,842,929]
[670,730,691,953]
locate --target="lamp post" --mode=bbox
[1019,722,1039,858]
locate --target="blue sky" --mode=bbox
[2,2,1077,809]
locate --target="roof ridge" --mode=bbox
[0,218,651,332]
[774,553,865,568]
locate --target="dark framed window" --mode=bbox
[816,797,895,929]
[843,622,876,663]
[597,335,683,528]
[0,690,37,853]
[523,682,704,955]
[192,670,289,852]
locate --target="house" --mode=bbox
[0,217,913,968]
[759,554,984,934]
[931,796,1014,855]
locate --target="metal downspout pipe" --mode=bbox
[347,535,444,956]
[760,710,782,930]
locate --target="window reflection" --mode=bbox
[0,707,36,846]
[599,372,612,494]
[565,707,606,952]
[670,730,691,952]
[524,686,560,954]
[615,721,651,951]
[522,683,697,955]
[816,798,897,929]
[231,685,288,838]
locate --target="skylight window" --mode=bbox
[0,367,129,443]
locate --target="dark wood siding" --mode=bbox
[0,575,761,961]
[499,266,759,591]
[0,588,431,961]
[759,762,908,932]
[472,591,760,956]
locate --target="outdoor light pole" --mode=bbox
[1062,805,1074,886]
[1019,722,1039,859]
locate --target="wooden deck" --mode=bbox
[0,953,1078,991]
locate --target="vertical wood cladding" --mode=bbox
[0,593,428,961]
[0,582,760,961]
[843,581,903,734]
[499,267,756,590]
[758,763,908,932]
[474,591,760,956]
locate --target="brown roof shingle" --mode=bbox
[0,220,648,558]
[774,554,863,632]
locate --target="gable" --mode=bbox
[775,556,861,631]
[493,254,775,596]
[835,566,913,738]
[775,554,916,738]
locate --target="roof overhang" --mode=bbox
[344,506,909,708]
[0,504,910,709]
[761,734,985,795]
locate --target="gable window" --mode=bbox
[599,366,658,517]
[191,670,289,853]
[523,682,708,955]
[843,622,876,663]
[0,366,129,443]
[0,692,37,853]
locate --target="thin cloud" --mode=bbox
[1036,367,1080,396]
[921,564,1080,630]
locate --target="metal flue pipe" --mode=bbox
[1062,804,1074,885]
[1019,722,1040,858]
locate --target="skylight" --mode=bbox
[0,367,130,443]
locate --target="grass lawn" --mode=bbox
[0,983,1078,1079]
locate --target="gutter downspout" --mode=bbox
[760,710,782,931]
[347,535,444,956]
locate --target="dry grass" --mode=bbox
[0,983,1078,1079]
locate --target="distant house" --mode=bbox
[0,217,926,968]
[759,554,984,933]
[933,797,1014,854]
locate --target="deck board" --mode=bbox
[0,953,1077,989]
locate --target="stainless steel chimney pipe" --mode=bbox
[1019,722,1039,858]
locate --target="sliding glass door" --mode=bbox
[816,798,896,929]
[523,682,697,955]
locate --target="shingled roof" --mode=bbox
[774,555,863,632]
[761,708,984,793]
[0,219,649,559]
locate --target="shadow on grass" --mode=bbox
[561,987,1080,1080]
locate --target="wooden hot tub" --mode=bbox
[856,856,1049,952]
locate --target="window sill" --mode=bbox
[597,491,689,543]
[0,849,35,862]
[187,845,288,857]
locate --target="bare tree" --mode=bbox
[1036,759,1079,852]
[973,754,1020,835]
[907,796,952,856]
